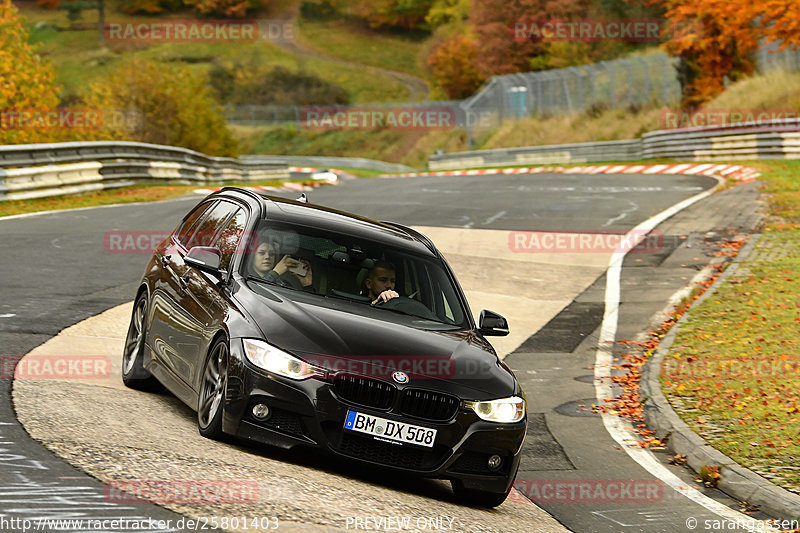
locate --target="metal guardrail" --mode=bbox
[429,139,642,170]
[4,118,799,200]
[242,155,413,174]
[641,118,800,160]
[429,119,800,170]
[0,141,290,201]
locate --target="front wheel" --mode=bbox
[121,292,158,390]
[198,337,227,440]
[451,478,514,508]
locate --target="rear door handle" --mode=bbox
[179,275,189,291]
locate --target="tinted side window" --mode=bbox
[186,201,239,249]
[175,201,214,246]
[215,208,247,271]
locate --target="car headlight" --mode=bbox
[242,338,323,380]
[465,396,526,423]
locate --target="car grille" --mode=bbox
[333,375,395,410]
[336,432,446,470]
[399,389,460,421]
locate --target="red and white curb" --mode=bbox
[382,163,760,182]
[193,167,340,195]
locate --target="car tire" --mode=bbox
[450,478,514,508]
[121,292,159,390]
[198,337,227,440]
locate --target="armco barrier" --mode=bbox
[0,141,289,201]
[429,118,800,170]
[429,139,642,171]
[242,155,413,174]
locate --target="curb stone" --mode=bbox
[640,233,800,520]
[383,163,760,181]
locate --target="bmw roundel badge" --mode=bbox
[392,371,409,384]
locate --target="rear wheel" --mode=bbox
[198,337,227,440]
[121,292,158,390]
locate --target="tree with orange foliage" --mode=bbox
[427,32,484,98]
[83,58,238,156]
[661,0,800,108]
[0,0,65,144]
[661,0,756,108]
[182,0,252,18]
[752,0,800,49]
[348,0,434,30]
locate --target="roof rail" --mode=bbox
[219,186,268,214]
[381,221,437,255]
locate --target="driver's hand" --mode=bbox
[372,290,399,305]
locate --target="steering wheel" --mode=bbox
[374,296,438,321]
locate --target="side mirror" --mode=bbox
[478,309,509,337]
[185,246,222,275]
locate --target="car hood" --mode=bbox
[239,282,518,400]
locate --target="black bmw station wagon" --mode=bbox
[123,187,527,507]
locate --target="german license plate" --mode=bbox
[344,410,436,448]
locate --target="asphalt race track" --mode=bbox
[0,172,765,532]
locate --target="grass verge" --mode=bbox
[661,159,800,495]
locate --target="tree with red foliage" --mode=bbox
[470,0,545,76]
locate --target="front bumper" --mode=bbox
[223,341,526,494]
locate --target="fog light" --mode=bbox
[487,455,502,471]
[252,404,271,420]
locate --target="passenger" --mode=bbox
[364,261,399,305]
[251,239,313,289]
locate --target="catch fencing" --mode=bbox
[460,53,681,148]
[225,42,800,152]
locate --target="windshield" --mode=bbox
[242,221,469,328]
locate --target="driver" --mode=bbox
[364,261,399,305]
